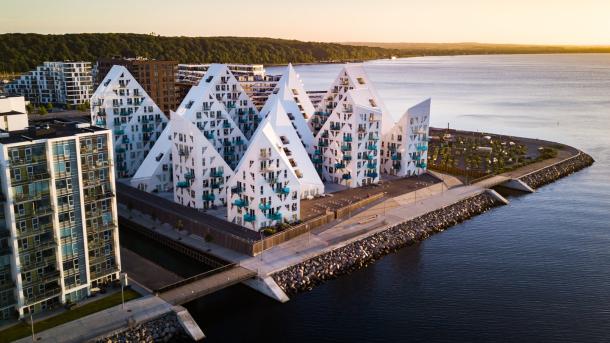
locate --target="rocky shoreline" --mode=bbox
[273,192,501,295]
[272,152,595,296]
[519,152,594,189]
[96,313,189,343]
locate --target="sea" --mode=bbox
[142,54,610,342]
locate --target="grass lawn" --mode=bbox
[0,289,141,343]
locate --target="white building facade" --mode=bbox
[227,122,301,231]
[380,99,431,176]
[259,64,316,154]
[171,115,234,209]
[91,65,168,178]
[5,62,92,106]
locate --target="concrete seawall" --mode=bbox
[519,152,594,189]
[272,192,501,295]
[271,151,595,296]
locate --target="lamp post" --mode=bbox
[30,312,35,342]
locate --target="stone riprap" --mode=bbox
[97,313,189,343]
[272,150,595,296]
[272,192,500,295]
[520,152,594,189]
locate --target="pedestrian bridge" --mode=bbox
[156,265,257,305]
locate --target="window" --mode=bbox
[32,217,39,230]
[13,168,21,181]
[18,221,26,233]
[19,238,28,250]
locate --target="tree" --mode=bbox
[25,103,34,114]
[38,106,47,115]
[46,102,53,111]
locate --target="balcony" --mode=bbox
[417,162,427,169]
[391,154,401,161]
[244,214,256,222]
[259,152,272,160]
[318,141,328,147]
[235,139,244,145]
[258,203,271,211]
[320,132,329,138]
[203,193,215,201]
[231,186,244,194]
[343,136,353,142]
[330,123,341,131]
[313,149,322,155]
[184,171,195,180]
[267,212,282,221]
[176,181,189,188]
[364,154,375,161]
[334,162,345,169]
[312,157,323,164]
[314,111,330,117]
[211,181,223,189]
[367,144,378,150]
[113,129,124,135]
[368,134,380,141]
[233,198,247,207]
[366,171,378,178]
[343,155,352,161]
[204,132,214,139]
[342,173,352,180]
[222,122,231,128]
[142,126,154,133]
[416,144,428,152]
[341,145,351,152]
[115,147,126,154]
[276,187,290,195]
[211,170,224,178]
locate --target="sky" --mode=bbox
[1,0,610,45]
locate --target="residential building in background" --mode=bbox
[171,115,234,209]
[5,62,92,106]
[381,99,431,176]
[94,58,177,116]
[0,96,29,132]
[176,64,280,109]
[0,120,120,320]
[227,121,301,231]
[91,65,169,178]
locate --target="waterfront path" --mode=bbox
[15,296,173,343]
[159,266,257,305]
[240,179,489,276]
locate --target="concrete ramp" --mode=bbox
[485,189,510,205]
[243,276,290,303]
[173,306,205,341]
[502,178,535,193]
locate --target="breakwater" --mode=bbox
[519,152,594,189]
[272,151,595,296]
[272,192,500,295]
[96,313,189,343]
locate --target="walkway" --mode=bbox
[240,179,487,275]
[159,266,257,305]
[15,296,173,343]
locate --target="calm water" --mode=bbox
[184,54,610,342]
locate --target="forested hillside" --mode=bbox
[0,33,401,72]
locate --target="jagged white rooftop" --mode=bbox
[312,64,393,136]
[259,64,316,152]
[260,96,324,197]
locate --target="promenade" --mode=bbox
[14,296,173,343]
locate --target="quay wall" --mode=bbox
[272,152,595,296]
